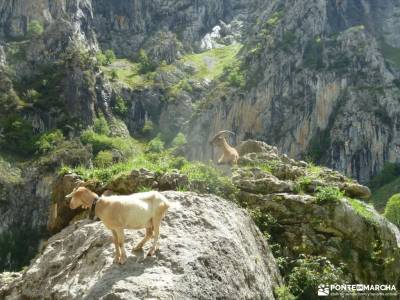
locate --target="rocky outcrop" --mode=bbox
[1,192,282,300]
[233,140,400,285]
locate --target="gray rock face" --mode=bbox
[0,0,249,55]
[186,0,400,183]
[1,192,282,300]
[0,163,54,271]
[232,141,400,285]
[233,168,294,194]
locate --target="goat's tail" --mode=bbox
[158,193,181,213]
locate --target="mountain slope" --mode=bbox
[186,0,400,184]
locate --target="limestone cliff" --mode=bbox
[1,0,399,182]
[186,0,400,183]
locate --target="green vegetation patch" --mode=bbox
[80,129,141,157]
[315,186,344,203]
[369,163,400,211]
[347,198,376,224]
[287,255,346,299]
[102,58,155,89]
[62,142,236,199]
[384,194,400,227]
[181,44,242,81]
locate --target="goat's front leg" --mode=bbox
[116,228,127,264]
[217,154,225,165]
[111,230,120,264]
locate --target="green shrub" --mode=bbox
[275,286,296,300]
[113,96,128,117]
[287,255,345,299]
[171,132,187,148]
[0,90,21,114]
[105,50,116,65]
[0,116,37,155]
[224,63,245,88]
[140,119,154,137]
[35,130,65,154]
[294,176,313,193]
[80,129,138,157]
[248,207,277,237]
[93,117,110,136]
[384,194,400,226]
[180,161,238,198]
[96,52,107,66]
[148,135,165,153]
[25,89,41,104]
[315,186,344,203]
[94,150,114,167]
[137,49,155,73]
[36,139,92,171]
[27,20,44,38]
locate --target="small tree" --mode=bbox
[27,20,44,38]
[93,117,110,136]
[113,95,128,116]
[35,130,64,154]
[96,52,107,66]
[138,49,153,74]
[172,132,187,148]
[148,135,164,153]
[384,194,400,226]
[105,50,116,65]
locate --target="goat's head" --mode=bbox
[209,130,235,147]
[66,186,96,209]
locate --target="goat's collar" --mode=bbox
[89,195,100,220]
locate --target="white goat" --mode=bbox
[66,187,170,264]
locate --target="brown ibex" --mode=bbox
[210,130,239,165]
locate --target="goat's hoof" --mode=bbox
[147,250,155,257]
[119,257,127,265]
[113,257,119,264]
[133,245,142,252]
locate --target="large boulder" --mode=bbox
[233,168,294,194]
[2,192,282,300]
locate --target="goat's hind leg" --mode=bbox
[111,230,120,264]
[133,225,153,252]
[147,204,168,256]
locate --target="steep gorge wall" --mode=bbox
[186,0,400,183]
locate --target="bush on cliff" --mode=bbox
[384,194,400,227]
[315,186,344,203]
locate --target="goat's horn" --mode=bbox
[210,130,235,142]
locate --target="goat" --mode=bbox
[210,130,239,165]
[66,187,170,264]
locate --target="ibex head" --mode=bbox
[209,130,235,146]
